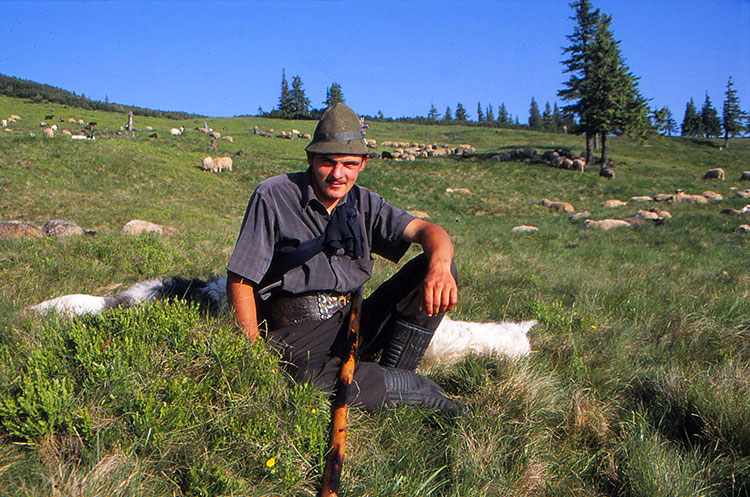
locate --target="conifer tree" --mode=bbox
[278,69,293,117]
[497,103,509,127]
[443,106,453,122]
[722,76,745,147]
[528,97,542,130]
[476,102,485,122]
[455,102,468,121]
[681,98,701,137]
[427,103,440,122]
[701,93,721,138]
[324,82,345,107]
[542,102,553,131]
[486,104,495,124]
[552,102,563,132]
[559,0,601,162]
[289,75,310,118]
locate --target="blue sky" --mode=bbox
[4,0,749,123]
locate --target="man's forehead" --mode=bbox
[314,153,365,163]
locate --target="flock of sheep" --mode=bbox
[0,218,176,240]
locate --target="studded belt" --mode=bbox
[263,291,352,329]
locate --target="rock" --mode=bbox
[42,219,94,237]
[408,210,431,219]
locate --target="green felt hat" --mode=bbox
[305,103,368,155]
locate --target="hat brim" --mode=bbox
[305,139,369,155]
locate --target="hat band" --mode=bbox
[316,130,363,142]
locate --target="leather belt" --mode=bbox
[263,291,352,329]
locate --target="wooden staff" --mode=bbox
[319,288,363,497]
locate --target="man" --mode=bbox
[226,103,461,413]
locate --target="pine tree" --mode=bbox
[278,69,293,117]
[497,103,509,127]
[324,82,345,107]
[552,102,563,132]
[476,102,485,122]
[559,0,601,163]
[427,103,440,122]
[701,93,721,138]
[443,106,453,122]
[722,76,745,148]
[528,97,542,130]
[455,102,468,121]
[681,98,701,137]
[651,107,675,136]
[542,102,553,131]
[289,75,310,118]
[486,104,495,124]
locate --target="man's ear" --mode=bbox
[360,154,368,171]
[306,151,316,167]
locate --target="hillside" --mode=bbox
[0,94,748,496]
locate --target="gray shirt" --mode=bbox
[227,170,415,299]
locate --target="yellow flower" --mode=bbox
[590,325,596,329]
[311,408,317,414]
[266,457,276,468]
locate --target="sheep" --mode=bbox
[601,199,627,208]
[10,115,21,121]
[599,167,615,179]
[50,124,58,131]
[740,171,750,182]
[702,190,723,201]
[68,118,77,124]
[121,220,175,235]
[539,198,575,213]
[649,207,672,219]
[209,131,221,139]
[1,119,6,128]
[291,129,301,137]
[42,128,54,138]
[42,219,94,237]
[511,225,539,233]
[673,192,708,204]
[583,219,631,230]
[572,158,586,172]
[569,211,591,221]
[720,205,750,216]
[62,129,72,136]
[653,193,675,202]
[737,224,750,233]
[0,221,45,239]
[78,119,85,126]
[221,136,234,143]
[445,187,472,195]
[702,168,725,180]
[629,196,653,203]
[737,190,750,199]
[40,121,48,127]
[201,156,233,173]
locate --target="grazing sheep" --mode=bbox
[739,171,750,181]
[511,225,539,233]
[42,219,94,237]
[221,136,234,143]
[170,127,182,136]
[121,220,175,235]
[737,224,750,233]
[674,192,708,204]
[10,115,21,121]
[62,129,72,136]
[649,207,672,219]
[721,205,750,216]
[302,133,312,140]
[599,167,615,179]
[653,193,675,202]
[210,131,221,139]
[42,128,54,138]
[583,219,631,230]
[601,199,627,208]
[78,119,85,125]
[569,211,591,221]
[40,121,48,127]
[201,156,233,173]
[572,158,586,172]
[736,190,750,199]
[0,221,45,239]
[702,168,725,180]
[630,196,653,203]
[539,198,575,213]
[702,190,723,201]
[445,188,473,195]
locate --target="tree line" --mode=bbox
[0,74,199,120]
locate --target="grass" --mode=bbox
[1,94,749,495]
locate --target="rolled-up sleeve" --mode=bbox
[227,192,276,284]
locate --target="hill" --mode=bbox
[0,94,748,496]
[0,74,200,120]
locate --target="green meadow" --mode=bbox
[0,94,748,496]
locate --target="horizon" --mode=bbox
[4,0,749,123]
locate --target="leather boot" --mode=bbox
[379,319,434,371]
[380,366,465,415]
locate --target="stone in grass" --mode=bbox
[43,219,95,237]
[0,221,45,239]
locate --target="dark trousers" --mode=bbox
[265,254,458,409]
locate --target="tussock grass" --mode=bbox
[1,95,748,495]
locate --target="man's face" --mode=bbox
[308,153,368,210]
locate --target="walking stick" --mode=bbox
[319,287,363,497]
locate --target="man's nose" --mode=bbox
[331,163,345,178]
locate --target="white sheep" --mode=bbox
[539,198,574,213]
[702,168,725,180]
[583,219,631,230]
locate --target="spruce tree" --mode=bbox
[427,104,440,122]
[443,106,453,122]
[486,104,495,124]
[542,102,553,131]
[289,75,310,118]
[701,93,721,138]
[528,97,542,130]
[324,82,345,107]
[722,76,744,148]
[559,0,601,163]
[552,102,563,132]
[681,98,701,137]
[278,69,293,118]
[476,102,485,122]
[455,103,468,121]
[497,103,509,126]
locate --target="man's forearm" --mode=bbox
[226,271,260,343]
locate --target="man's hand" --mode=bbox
[402,218,458,316]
